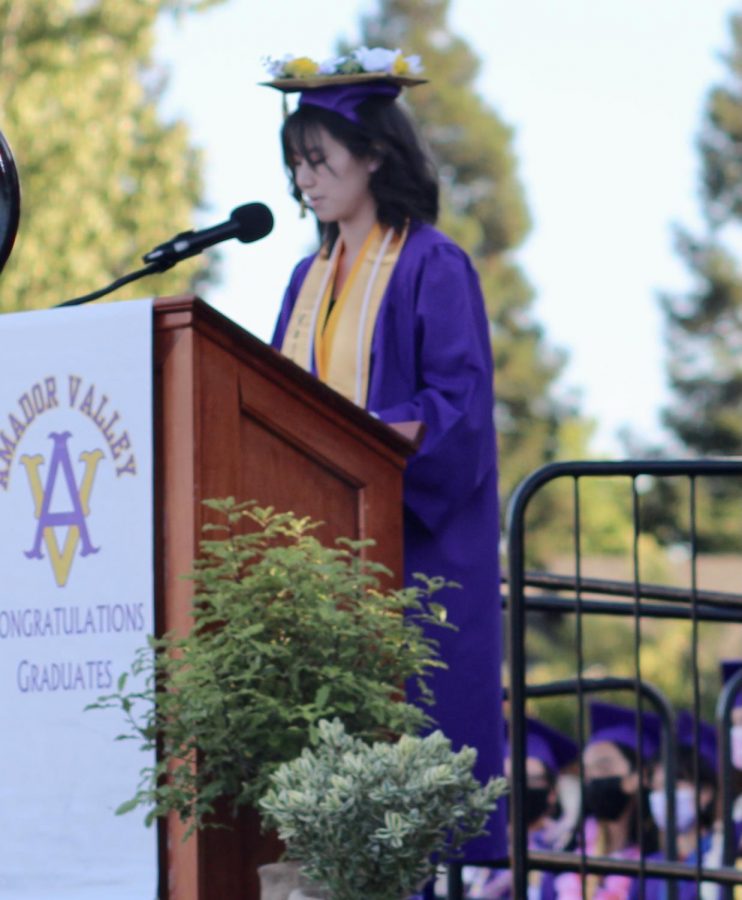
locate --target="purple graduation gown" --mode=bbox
[272,221,506,861]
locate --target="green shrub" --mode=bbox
[89,499,451,833]
[260,718,508,900]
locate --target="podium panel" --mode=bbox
[154,296,414,900]
[0,300,157,899]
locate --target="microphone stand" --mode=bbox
[55,258,177,308]
[55,201,273,309]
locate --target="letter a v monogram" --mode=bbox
[21,432,104,587]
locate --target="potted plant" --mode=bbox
[259,718,508,900]
[89,499,451,834]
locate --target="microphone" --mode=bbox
[142,202,274,265]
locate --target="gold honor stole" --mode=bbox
[280,223,407,406]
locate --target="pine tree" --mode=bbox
[0,0,220,312]
[661,11,742,549]
[356,0,569,505]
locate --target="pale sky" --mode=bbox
[154,0,739,455]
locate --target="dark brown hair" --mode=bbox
[281,95,439,248]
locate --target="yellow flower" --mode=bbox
[284,56,320,78]
[392,53,410,76]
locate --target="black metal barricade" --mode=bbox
[506,459,742,900]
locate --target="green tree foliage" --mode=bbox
[0,0,218,312]
[526,614,728,734]
[661,12,742,549]
[357,0,569,504]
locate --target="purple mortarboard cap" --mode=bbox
[299,81,401,124]
[676,710,717,771]
[588,700,661,759]
[504,717,578,774]
[525,717,579,774]
[721,660,742,709]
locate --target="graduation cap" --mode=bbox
[588,700,661,759]
[525,717,579,775]
[262,48,427,124]
[675,709,717,773]
[721,660,742,709]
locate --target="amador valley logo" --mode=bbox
[0,375,138,587]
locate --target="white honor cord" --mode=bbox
[355,227,394,405]
[307,239,343,370]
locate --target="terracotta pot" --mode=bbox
[258,861,302,900]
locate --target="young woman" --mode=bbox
[634,711,718,900]
[465,717,579,899]
[548,701,660,900]
[267,49,506,866]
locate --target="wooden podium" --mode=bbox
[153,295,417,899]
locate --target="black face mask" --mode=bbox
[525,786,551,826]
[698,797,715,831]
[584,776,632,821]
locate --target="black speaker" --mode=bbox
[0,129,20,277]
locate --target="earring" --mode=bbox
[299,196,307,219]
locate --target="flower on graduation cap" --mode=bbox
[392,52,422,76]
[353,46,400,72]
[264,47,423,80]
[282,56,320,78]
[263,54,321,78]
[335,56,365,75]
[318,55,344,75]
[353,46,423,75]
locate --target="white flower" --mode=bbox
[405,54,423,75]
[353,46,399,73]
[264,48,424,80]
[319,55,343,75]
[264,54,293,77]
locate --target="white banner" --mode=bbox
[0,300,157,899]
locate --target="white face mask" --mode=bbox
[731,725,742,770]
[649,786,697,833]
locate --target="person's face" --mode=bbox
[291,126,378,227]
[652,767,714,804]
[503,754,551,787]
[650,763,714,833]
[652,766,699,800]
[504,755,557,828]
[583,741,638,795]
[651,763,665,793]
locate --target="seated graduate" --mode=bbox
[649,711,717,861]
[549,700,660,900]
[721,660,742,831]
[465,717,578,899]
[515,716,580,853]
[696,659,742,893]
[634,710,718,900]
